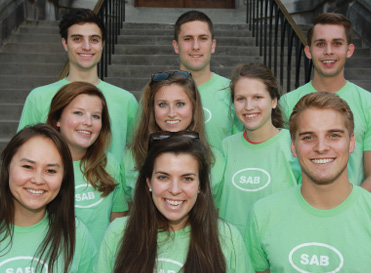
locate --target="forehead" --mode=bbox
[155,84,191,100]
[178,20,212,37]
[234,77,269,94]
[67,22,102,37]
[311,24,346,42]
[153,152,198,173]
[295,108,349,134]
[66,94,103,110]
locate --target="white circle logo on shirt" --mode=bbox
[232,168,270,191]
[0,256,48,272]
[155,258,183,273]
[75,184,103,208]
[289,242,344,273]
[203,107,212,124]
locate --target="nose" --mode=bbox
[192,39,200,50]
[83,115,93,126]
[324,44,333,55]
[167,105,176,118]
[314,138,330,153]
[245,98,254,111]
[32,170,44,185]
[168,180,181,195]
[82,39,91,50]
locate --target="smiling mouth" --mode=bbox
[26,189,45,194]
[165,199,184,206]
[76,130,92,135]
[244,113,259,120]
[311,158,334,164]
[322,60,336,64]
[166,120,179,124]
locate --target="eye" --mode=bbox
[176,102,185,107]
[330,133,341,138]
[91,38,101,43]
[183,37,192,41]
[158,102,166,108]
[46,169,57,174]
[92,114,101,120]
[334,42,343,46]
[200,36,208,41]
[302,135,313,141]
[72,37,82,42]
[22,164,32,170]
[157,175,167,180]
[254,95,263,99]
[73,111,83,115]
[235,97,245,102]
[184,176,194,182]
[316,42,325,47]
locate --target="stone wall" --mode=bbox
[0,0,24,45]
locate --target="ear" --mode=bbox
[172,40,179,54]
[304,45,312,59]
[290,141,298,158]
[272,97,278,109]
[146,177,152,190]
[56,120,61,128]
[346,43,355,58]
[211,39,216,54]
[62,38,68,52]
[349,133,355,154]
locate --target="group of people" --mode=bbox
[1,7,371,273]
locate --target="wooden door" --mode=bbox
[136,0,234,8]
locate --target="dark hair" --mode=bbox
[0,123,75,273]
[114,136,226,272]
[289,91,354,140]
[132,71,213,170]
[47,81,116,197]
[307,13,353,46]
[230,63,284,128]
[59,8,106,41]
[174,10,214,41]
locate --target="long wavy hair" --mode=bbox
[47,81,116,197]
[0,123,75,273]
[230,63,284,128]
[114,136,226,272]
[132,71,213,170]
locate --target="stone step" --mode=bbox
[0,104,23,120]
[0,52,66,63]
[0,89,30,103]
[0,76,57,89]
[0,63,63,76]
[1,43,65,53]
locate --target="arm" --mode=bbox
[257,270,270,273]
[110,212,126,222]
[361,151,371,192]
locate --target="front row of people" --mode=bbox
[1,79,371,272]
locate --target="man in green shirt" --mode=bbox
[245,92,371,272]
[172,11,242,151]
[279,13,371,189]
[18,9,138,162]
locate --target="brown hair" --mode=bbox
[0,124,75,273]
[307,13,353,46]
[230,63,284,128]
[289,91,354,140]
[114,136,226,272]
[132,71,213,170]
[174,10,214,41]
[47,81,116,197]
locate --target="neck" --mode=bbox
[180,65,213,86]
[311,72,347,93]
[14,202,45,227]
[301,173,353,210]
[66,66,101,85]
[70,146,87,161]
[245,124,279,143]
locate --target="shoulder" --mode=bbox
[217,219,241,239]
[222,132,243,145]
[106,216,129,236]
[281,83,313,103]
[27,80,67,98]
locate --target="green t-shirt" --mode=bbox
[279,81,371,186]
[94,217,254,272]
[0,215,96,272]
[17,78,138,162]
[245,185,371,272]
[73,153,128,247]
[123,147,225,203]
[217,130,301,235]
[198,73,243,151]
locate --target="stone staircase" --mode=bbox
[0,16,370,152]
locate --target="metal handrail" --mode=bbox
[246,0,312,92]
[58,0,125,80]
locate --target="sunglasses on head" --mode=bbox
[148,130,199,150]
[151,70,191,82]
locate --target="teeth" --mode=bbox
[312,158,334,164]
[27,189,44,194]
[166,120,179,124]
[166,199,183,206]
[323,60,335,64]
[77,130,91,135]
[245,114,258,119]
[80,54,93,57]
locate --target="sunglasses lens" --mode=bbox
[151,71,191,82]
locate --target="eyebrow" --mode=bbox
[298,129,345,136]
[154,171,196,176]
[70,34,102,39]
[313,38,345,43]
[20,158,62,168]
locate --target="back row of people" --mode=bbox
[1,7,371,273]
